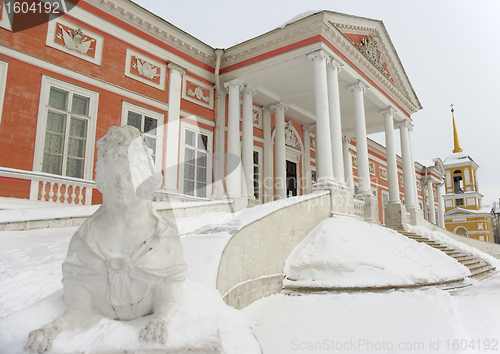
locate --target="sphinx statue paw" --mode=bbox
[24,325,60,353]
[139,318,169,344]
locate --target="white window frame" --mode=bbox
[0,0,13,31]
[33,76,98,180]
[121,101,164,173]
[0,60,7,126]
[179,121,213,199]
[253,146,263,203]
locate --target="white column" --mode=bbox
[350,81,371,195]
[263,107,273,203]
[342,135,354,192]
[437,182,445,228]
[214,88,227,199]
[242,85,256,199]
[327,59,345,185]
[408,124,420,209]
[303,126,312,194]
[273,103,287,199]
[308,50,335,186]
[164,63,184,192]
[382,107,400,204]
[224,80,243,198]
[427,180,436,224]
[399,120,416,208]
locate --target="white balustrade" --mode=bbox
[353,198,365,217]
[0,167,95,205]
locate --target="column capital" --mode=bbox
[243,85,257,96]
[271,102,289,112]
[349,81,368,93]
[263,105,274,113]
[307,49,329,62]
[303,125,313,134]
[223,79,244,91]
[167,62,186,74]
[327,58,343,71]
[397,119,412,130]
[381,106,396,118]
[342,135,351,144]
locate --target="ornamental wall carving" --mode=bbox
[46,17,104,65]
[379,166,387,180]
[252,106,262,129]
[125,49,166,90]
[182,75,214,110]
[284,121,301,150]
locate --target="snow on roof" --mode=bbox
[277,10,322,29]
[444,152,473,165]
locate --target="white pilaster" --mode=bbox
[350,81,371,195]
[224,80,243,198]
[214,88,227,199]
[437,182,445,228]
[342,135,354,193]
[242,85,257,199]
[399,120,417,209]
[427,181,436,224]
[164,63,184,192]
[263,107,273,203]
[303,125,312,194]
[308,50,335,187]
[273,102,287,200]
[382,107,400,204]
[327,59,345,185]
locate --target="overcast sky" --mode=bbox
[134,0,500,206]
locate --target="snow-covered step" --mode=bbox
[388,227,496,280]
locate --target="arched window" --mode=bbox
[454,226,468,237]
[453,169,464,194]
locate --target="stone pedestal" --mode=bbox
[384,202,408,230]
[407,207,424,226]
[329,184,354,215]
[356,193,379,223]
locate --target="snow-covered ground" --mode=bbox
[1,202,500,353]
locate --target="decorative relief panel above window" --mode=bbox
[46,17,104,65]
[182,75,214,110]
[125,49,166,90]
[379,166,387,180]
[369,161,375,175]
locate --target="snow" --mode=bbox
[284,217,470,289]
[2,200,500,353]
[444,152,473,165]
[277,10,322,29]
[409,225,500,268]
[243,274,500,354]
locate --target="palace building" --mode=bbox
[0,0,447,228]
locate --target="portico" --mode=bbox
[218,11,422,225]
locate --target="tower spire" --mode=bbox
[451,104,463,153]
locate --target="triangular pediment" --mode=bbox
[323,12,422,112]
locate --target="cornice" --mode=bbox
[84,0,216,68]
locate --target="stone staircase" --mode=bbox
[391,227,496,280]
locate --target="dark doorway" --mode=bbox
[286,160,297,197]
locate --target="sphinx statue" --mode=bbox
[25,126,188,352]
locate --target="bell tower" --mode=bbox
[442,105,494,242]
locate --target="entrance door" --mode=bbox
[286,160,297,197]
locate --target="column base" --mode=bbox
[407,207,424,226]
[355,193,379,223]
[312,177,337,190]
[384,202,408,230]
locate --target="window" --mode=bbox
[121,102,163,171]
[453,169,464,194]
[34,77,98,180]
[456,198,464,207]
[253,148,262,201]
[180,122,213,198]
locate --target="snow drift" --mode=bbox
[284,216,470,289]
